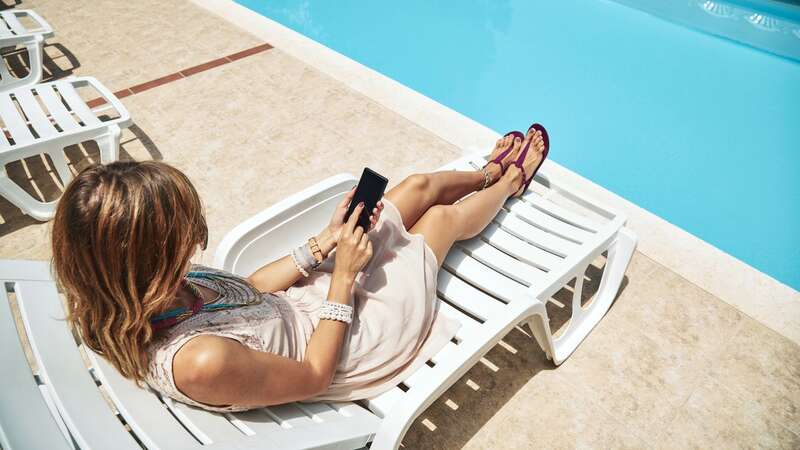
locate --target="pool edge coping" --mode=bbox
[192,0,800,345]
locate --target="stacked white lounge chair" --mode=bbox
[0,9,131,221]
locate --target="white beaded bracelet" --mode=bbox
[318,301,353,324]
[290,250,310,277]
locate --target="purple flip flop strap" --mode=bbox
[484,130,524,173]
[513,123,550,197]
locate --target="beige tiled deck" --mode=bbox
[1,1,798,448]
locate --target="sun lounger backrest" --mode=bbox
[0,278,73,450]
[2,259,380,449]
[0,261,142,450]
[215,174,357,277]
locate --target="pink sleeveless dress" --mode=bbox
[145,199,460,412]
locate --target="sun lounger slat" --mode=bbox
[521,191,601,232]
[506,197,593,244]
[12,280,142,449]
[403,362,433,388]
[0,95,34,144]
[233,403,378,449]
[13,89,57,139]
[457,236,547,287]
[365,387,404,418]
[429,341,459,365]
[89,352,203,450]
[0,285,74,450]
[494,209,578,260]
[54,80,101,127]
[3,12,26,35]
[443,249,528,304]
[35,84,81,132]
[437,267,504,320]
[437,297,481,339]
[266,404,317,428]
[164,397,245,445]
[0,15,13,37]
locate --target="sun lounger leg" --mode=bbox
[22,37,45,88]
[544,227,637,364]
[45,148,74,189]
[526,312,554,361]
[0,169,55,221]
[97,124,121,163]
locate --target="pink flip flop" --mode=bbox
[512,123,550,197]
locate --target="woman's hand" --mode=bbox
[333,202,373,279]
[327,187,385,240]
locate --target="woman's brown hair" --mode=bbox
[51,161,208,383]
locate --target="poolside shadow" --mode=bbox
[0,0,21,10]
[401,325,555,449]
[2,42,81,82]
[0,125,162,236]
[547,252,629,336]
[400,255,629,449]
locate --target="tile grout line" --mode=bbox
[86,43,273,108]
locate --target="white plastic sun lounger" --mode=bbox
[0,76,132,221]
[0,10,54,90]
[0,155,635,449]
[0,260,380,450]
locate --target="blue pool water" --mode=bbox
[237,0,800,289]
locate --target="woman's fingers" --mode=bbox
[352,223,364,242]
[344,202,363,234]
[338,187,356,209]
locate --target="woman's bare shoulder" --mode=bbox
[172,335,246,398]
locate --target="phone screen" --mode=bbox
[345,168,388,231]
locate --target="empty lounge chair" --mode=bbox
[0,10,53,91]
[0,76,132,221]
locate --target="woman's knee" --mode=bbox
[398,173,436,205]
[423,204,461,229]
[402,173,432,193]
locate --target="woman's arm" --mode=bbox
[173,203,374,407]
[246,187,383,294]
[246,227,336,294]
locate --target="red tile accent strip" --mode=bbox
[226,43,273,61]
[84,43,274,108]
[86,97,106,108]
[129,72,184,94]
[114,88,134,99]
[180,57,229,77]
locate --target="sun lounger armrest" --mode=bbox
[0,10,54,43]
[214,174,358,277]
[71,76,132,127]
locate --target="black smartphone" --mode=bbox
[345,168,388,231]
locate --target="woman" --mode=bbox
[51,125,547,411]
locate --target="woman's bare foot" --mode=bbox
[503,128,546,197]
[483,134,523,184]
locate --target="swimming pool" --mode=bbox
[236,0,800,290]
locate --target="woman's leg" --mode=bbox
[409,170,520,265]
[385,134,523,229]
[409,130,545,265]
